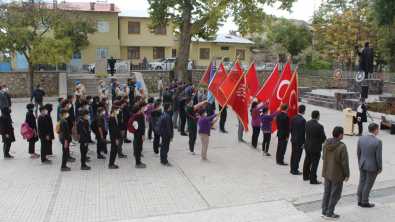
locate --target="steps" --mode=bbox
[300,92,335,109]
[67,76,134,97]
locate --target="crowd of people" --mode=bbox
[0,77,383,220]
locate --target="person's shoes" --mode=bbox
[41,159,52,165]
[118,154,127,158]
[140,153,145,157]
[149,139,154,142]
[87,149,94,154]
[324,214,340,220]
[291,171,303,175]
[70,142,76,146]
[220,130,228,133]
[70,151,74,155]
[4,155,14,159]
[321,211,327,217]
[67,157,76,162]
[85,159,91,163]
[264,153,271,157]
[178,129,181,132]
[180,132,188,136]
[81,166,91,170]
[310,181,323,185]
[173,126,178,129]
[356,133,362,136]
[153,153,160,157]
[60,166,71,171]
[87,156,91,160]
[238,139,246,143]
[190,151,199,155]
[136,163,147,168]
[124,139,131,143]
[103,149,108,154]
[97,156,106,160]
[89,141,96,144]
[212,127,216,130]
[163,162,173,167]
[108,165,119,169]
[277,162,288,166]
[303,178,310,181]
[30,153,40,158]
[47,154,55,157]
[361,203,375,208]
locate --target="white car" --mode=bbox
[256,63,276,71]
[87,61,128,73]
[223,62,248,71]
[149,58,193,70]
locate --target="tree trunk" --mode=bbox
[175,4,192,81]
[28,63,34,93]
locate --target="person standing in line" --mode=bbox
[357,123,382,208]
[146,97,155,142]
[162,87,172,104]
[134,101,148,168]
[356,98,367,136]
[44,104,55,156]
[37,106,52,165]
[197,88,204,103]
[77,110,91,170]
[122,96,132,144]
[59,108,72,171]
[151,102,162,157]
[67,95,76,146]
[290,105,306,175]
[92,96,100,117]
[250,101,268,148]
[185,98,209,155]
[158,77,164,99]
[171,89,179,129]
[179,93,188,136]
[30,85,45,118]
[116,100,128,158]
[218,105,228,133]
[57,98,64,122]
[160,102,174,166]
[303,110,327,184]
[26,104,40,159]
[108,105,120,169]
[108,56,116,76]
[0,86,9,110]
[2,85,11,107]
[198,109,217,163]
[321,126,350,219]
[237,119,245,143]
[94,107,107,160]
[260,107,279,156]
[276,104,290,166]
[98,80,105,95]
[1,106,15,159]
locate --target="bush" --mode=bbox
[305,59,333,70]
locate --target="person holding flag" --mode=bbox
[250,101,269,149]
[185,98,209,155]
[260,106,280,156]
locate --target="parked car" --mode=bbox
[223,62,247,71]
[256,63,276,71]
[87,60,128,73]
[149,58,193,70]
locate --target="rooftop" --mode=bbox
[119,9,150,18]
[190,33,255,45]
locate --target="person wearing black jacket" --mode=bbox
[160,102,174,166]
[95,107,107,160]
[171,89,179,129]
[1,106,15,159]
[75,95,82,116]
[129,81,136,105]
[59,108,72,171]
[290,105,306,175]
[108,105,120,169]
[44,104,55,156]
[132,96,142,114]
[26,104,40,159]
[37,106,52,165]
[30,85,45,117]
[116,100,127,158]
[3,85,11,107]
[303,110,327,184]
[67,95,76,146]
[151,102,161,156]
[218,105,228,133]
[123,96,132,143]
[276,104,290,166]
[77,110,91,170]
[92,96,100,116]
[356,98,367,136]
[76,100,89,118]
[179,95,188,136]
[162,88,173,104]
[134,101,147,168]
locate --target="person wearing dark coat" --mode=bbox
[37,106,52,164]
[30,85,45,117]
[151,102,162,155]
[179,96,188,136]
[134,101,147,168]
[290,105,306,175]
[356,98,367,136]
[219,105,228,133]
[95,107,107,159]
[303,110,327,184]
[77,110,91,170]
[67,95,76,146]
[115,100,127,158]
[92,96,100,117]
[44,104,55,156]
[26,104,40,159]
[108,105,120,169]
[128,81,136,106]
[162,89,173,104]
[0,87,9,110]
[2,85,11,107]
[1,106,15,159]
[356,42,374,79]
[160,102,174,166]
[276,104,290,165]
[59,108,72,171]
[171,90,179,129]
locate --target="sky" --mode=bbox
[67,0,322,33]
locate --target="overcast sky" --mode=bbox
[68,0,322,33]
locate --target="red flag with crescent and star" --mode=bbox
[208,62,227,106]
[282,71,299,124]
[268,61,293,133]
[227,74,251,132]
[255,64,279,102]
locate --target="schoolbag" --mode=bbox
[55,120,61,136]
[72,119,84,141]
[21,121,34,140]
[91,115,99,134]
[127,112,140,133]
[154,115,164,135]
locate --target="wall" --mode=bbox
[0,71,60,96]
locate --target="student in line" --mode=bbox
[250,101,268,149]
[26,104,40,159]
[160,102,174,166]
[134,101,147,168]
[108,105,120,169]
[59,108,72,171]
[150,101,161,157]
[185,98,209,155]
[57,97,63,122]
[95,107,107,160]
[44,104,55,156]
[77,110,91,170]
[37,106,52,165]
[260,107,280,156]
[1,106,15,159]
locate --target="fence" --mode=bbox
[0,61,11,71]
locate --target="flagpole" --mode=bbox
[195,57,214,93]
[251,58,281,100]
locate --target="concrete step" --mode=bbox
[306,99,335,109]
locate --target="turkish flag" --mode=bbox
[202,61,213,85]
[255,64,279,103]
[283,71,299,121]
[268,61,293,133]
[208,63,227,106]
[220,61,244,98]
[246,63,260,96]
[227,75,251,132]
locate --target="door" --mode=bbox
[16,52,28,70]
[69,52,82,68]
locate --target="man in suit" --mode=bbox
[356,98,367,136]
[276,104,290,166]
[303,110,327,184]
[290,105,306,175]
[357,123,382,208]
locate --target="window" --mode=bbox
[96,20,109,32]
[172,49,177,57]
[153,47,165,59]
[221,46,229,50]
[96,47,109,59]
[128,47,140,59]
[155,26,166,35]
[236,49,245,60]
[200,48,210,59]
[128,22,140,34]
[73,52,81,60]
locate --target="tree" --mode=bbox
[264,18,313,64]
[147,0,296,80]
[0,0,96,92]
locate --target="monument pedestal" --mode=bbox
[346,79,383,95]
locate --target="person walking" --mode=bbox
[250,101,268,148]
[44,104,55,156]
[159,102,174,166]
[356,98,367,136]
[59,108,72,171]
[276,104,290,166]
[30,85,45,118]
[198,109,217,163]
[108,105,120,169]
[37,106,52,165]
[26,104,40,159]
[134,101,148,168]
[77,110,91,170]
[158,77,164,99]
[303,110,327,184]
[151,102,162,156]
[260,107,279,156]
[108,56,116,76]
[1,106,15,159]
[321,126,350,219]
[357,123,382,208]
[290,105,306,175]
[185,98,209,155]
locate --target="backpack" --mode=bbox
[72,119,84,141]
[91,115,99,134]
[55,120,61,136]
[127,112,140,133]
[154,115,164,135]
[21,121,34,140]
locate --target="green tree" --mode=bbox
[0,0,96,92]
[147,0,296,80]
[264,18,313,64]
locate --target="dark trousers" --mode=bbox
[61,142,70,168]
[3,142,11,157]
[80,143,88,167]
[118,132,124,155]
[303,150,321,182]
[322,179,343,216]
[251,126,260,147]
[290,143,303,173]
[134,133,143,165]
[148,123,152,140]
[358,121,363,134]
[153,133,160,154]
[357,169,378,204]
[188,126,197,152]
[262,133,271,152]
[220,112,227,131]
[29,141,36,154]
[110,67,115,76]
[180,115,186,133]
[47,139,53,155]
[276,138,288,164]
[159,89,163,100]
[40,139,50,162]
[109,140,118,166]
[160,137,170,164]
[97,138,106,157]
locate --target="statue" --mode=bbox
[355,42,374,79]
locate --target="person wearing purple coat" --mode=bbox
[260,106,280,156]
[146,97,154,141]
[250,101,268,149]
[198,109,217,163]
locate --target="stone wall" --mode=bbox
[0,71,60,96]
